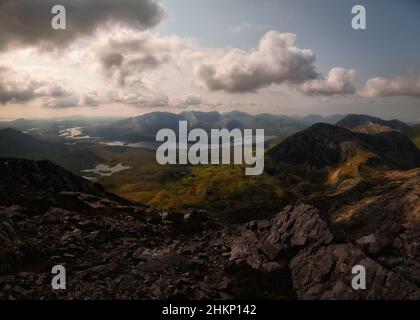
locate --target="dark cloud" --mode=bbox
[0,88,35,105]
[0,0,165,51]
[100,52,124,70]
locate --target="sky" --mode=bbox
[0,0,419,121]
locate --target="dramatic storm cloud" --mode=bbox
[361,74,420,99]
[195,31,318,93]
[298,68,356,96]
[0,0,164,51]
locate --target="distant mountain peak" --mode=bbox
[337,114,411,134]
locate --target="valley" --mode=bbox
[1,111,419,225]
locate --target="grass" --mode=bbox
[89,146,288,222]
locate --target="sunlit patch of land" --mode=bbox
[87,146,288,222]
[326,149,377,186]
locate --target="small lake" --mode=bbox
[81,163,131,177]
[60,127,91,140]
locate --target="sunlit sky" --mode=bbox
[0,0,419,121]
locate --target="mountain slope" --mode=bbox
[0,158,110,201]
[0,128,65,156]
[0,128,101,172]
[268,123,420,169]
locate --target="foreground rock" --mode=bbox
[227,205,420,300]
[1,158,420,300]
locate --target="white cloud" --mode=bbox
[174,95,204,108]
[94,29,182,87]
[0,65,73,105]
[361,74,420,99]
[298,68,356,96]
[195,31,318,93]
[0,65,104,108]
[106,90,169,108]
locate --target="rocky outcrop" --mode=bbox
[227,205,420,300]
[0,191,231,299]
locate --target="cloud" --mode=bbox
[298,68,356,96]
[0,0,165,51]
[361,74,420,99]
[42,95,80,108]
[0,66,71,104]
[95,29,181,86]
[107,90,169,108]
[33,83,72,98]
[195,31,318,93]
[0,63,180,109]
[0,67,38,104]
[175,95,204,108]
[79,92,101,107]
[43,91,102,108]
[0,65,100,108]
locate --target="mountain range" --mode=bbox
[86,110,307,142]
[2,112,420,148]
